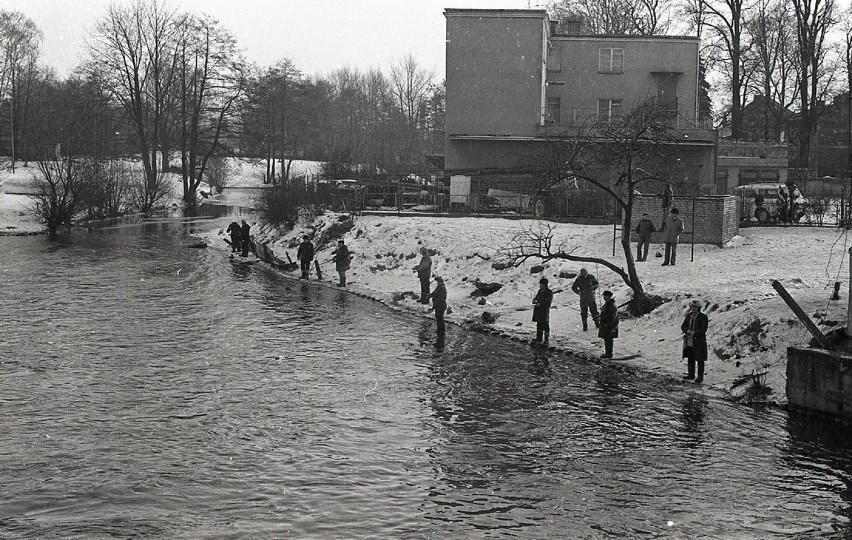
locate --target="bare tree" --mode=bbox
[689,0,753,139]
[389,55,435,173]
[501,101,686,314]
[745,0,797,140]
[30,157,90,239]
[130,169,173,214]
[0,10,43,171]
[845,8,851,181]
[175,13,245,205]
[792,0,838,169]
[549,0,673,35]
[87,0,183,204]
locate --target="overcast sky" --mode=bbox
[7,0,541,80]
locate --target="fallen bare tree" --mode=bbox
[502,100,690,314]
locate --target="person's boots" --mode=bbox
[582,318,588,331]
[543,331,550,346]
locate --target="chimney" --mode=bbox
[563,17,583,34]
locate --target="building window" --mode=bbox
[598,99,622,122]
[598,48,624,73]
[546,97,561,125]
[547,45,562,72]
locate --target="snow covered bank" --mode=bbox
[0,160,216,235]
[204,212,851,404]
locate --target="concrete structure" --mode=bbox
[787,347,852,419]
[631,194,738,246]
[444,9,719,205]
[717,141,788,193]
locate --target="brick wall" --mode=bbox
[787,347,852,418]
[628,194,739,246]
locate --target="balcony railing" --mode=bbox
[543,106,714,131]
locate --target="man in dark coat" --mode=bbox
[226,221,241,253]
[297,235,315,279]
[412,247,433,304]
[681,299,709,383]
[598,290,618,358]
[532,277,554,345]
[662,208,684,266]
[332,239,351,287]
[571,268,599,331]
[430,275,448,333]
[240,219,251,257]
[635,213,656,262]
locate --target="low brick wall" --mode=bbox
[787,347,852,418]
[629,195,739,246]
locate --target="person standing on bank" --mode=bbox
[297,235,315,279]
[598,290,619,358]
[661,182,674,230]
[635,212,656,262]
[332,238,351,287]
[430,275,448,334]
[413,247,433,304]
[681,299,709,383]
[662,208,684,266]
[226,221,241,253]
[571,268,599,331]
[532,277,554,345]
[240,219,251,257]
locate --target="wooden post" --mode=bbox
[314,260,323,281]
[772,279,831,349]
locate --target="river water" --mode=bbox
[2,207,852,539]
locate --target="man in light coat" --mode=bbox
[662,208,685,266]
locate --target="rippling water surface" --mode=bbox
[2,215,852,539]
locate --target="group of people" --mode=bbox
[294,232,707,382]
[295,235,352,287]
[226,219,253,257]
[776,182,804,223]
[532,268,709,382]
[531,269,618,356]
[634,210,685,266]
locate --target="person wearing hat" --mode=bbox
[662,208,684,266]
[532,277,554,345]
[332,238,352,287]
[412,247,433,304]
[634,212,656,262]
[681,299,709,383]
[598,290,619,358]
[429,275,448,333]
[297,235,315,279]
